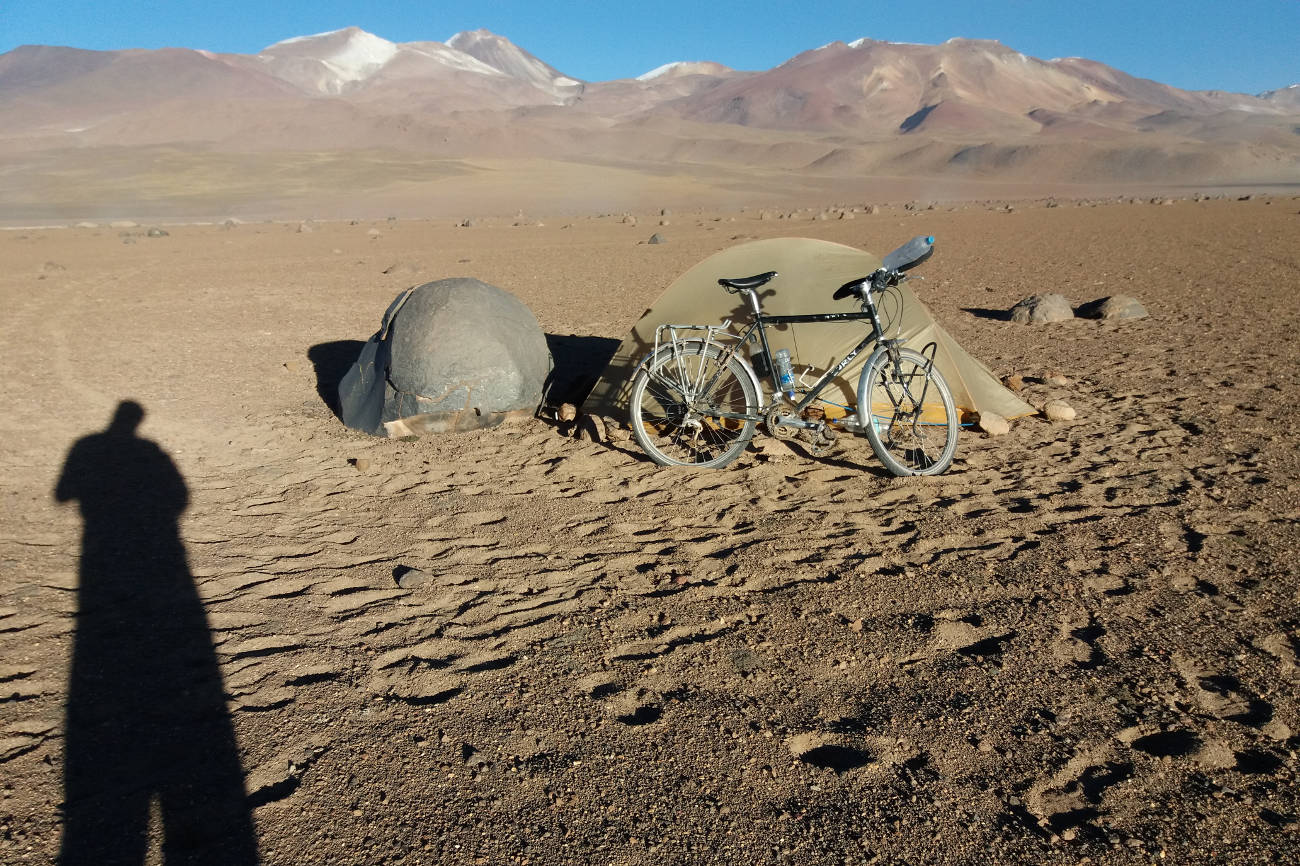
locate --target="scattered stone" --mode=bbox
[1009,293,1074,324]
[350,457,371,472]
[977,412,1010,436]
[458,218,477,228]
[297,221,314,233]
[1043,399,1077,422]
[367,228,381,237]
[622,215,637,225]
[222,218,241,230]
[146,227,169,238]
[558,403,578,423]
[1001,372,1025,392]
[1045,371,1071,386]
[575,413,606,443]
[394,567,434,590]
[647,233,666,244]
[1075,295,1148,320]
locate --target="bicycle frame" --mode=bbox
[645,277,935,431]
[731,283,894,426]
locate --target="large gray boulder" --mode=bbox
[338,278,550,436]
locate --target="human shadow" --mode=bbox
[54,401,259,866]
[308,340,366,419]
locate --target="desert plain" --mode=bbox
[1,191,1299,865]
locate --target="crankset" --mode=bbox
[764,404,799,439]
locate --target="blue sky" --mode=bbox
[2,1,1296,95]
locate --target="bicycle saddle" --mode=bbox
[832,276,870,300]
[718,271,777,291]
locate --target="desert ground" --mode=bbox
[2,194,1299,865]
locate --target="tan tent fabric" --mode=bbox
[584,237,1033,423]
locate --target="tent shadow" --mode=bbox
[961,307,1011,322]
[543,333,621,409]
[308,340,366,419]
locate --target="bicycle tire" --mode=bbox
[858,347,958,476]
[629,341,758,469]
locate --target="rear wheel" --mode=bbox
[629,342,758,468]
[858,347,958,476]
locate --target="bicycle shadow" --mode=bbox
[54,401,259,866]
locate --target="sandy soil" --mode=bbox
[2,195,1299,864]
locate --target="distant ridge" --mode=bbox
[0,27,1296,217]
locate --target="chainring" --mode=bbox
[764,404,799,439]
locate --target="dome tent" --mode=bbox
[582,237,1032,425]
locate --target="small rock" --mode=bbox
[558,403,578,422]
[394,567,434,590]
[1045,371,1070,386]
[647,233,666,244]
[367,228,382,237]
[1076,295,1148,320]
[350,457,372,472]
[1043,400,1076,422]
[1010,294,1074,324]
[576,414,606,442]
[297,221,314,233]
[1001,372,1025,392]
[222,218,241,230]
[146,227,169,238]
[977,412,1010,436]
[283,360,301,373]
[458,218,477,228]
[622,215,637,225]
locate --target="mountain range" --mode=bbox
[1,27,1297,218]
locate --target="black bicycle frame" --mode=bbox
[742,305,888,418]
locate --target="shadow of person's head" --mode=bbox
[106,399,145,436]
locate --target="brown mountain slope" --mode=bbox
[1,29,1296,217]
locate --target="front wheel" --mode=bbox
[858,347,958,476]
[629,341,758,469]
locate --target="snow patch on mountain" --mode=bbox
[636,61,730,81]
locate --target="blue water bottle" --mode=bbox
[773,348,795,395]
